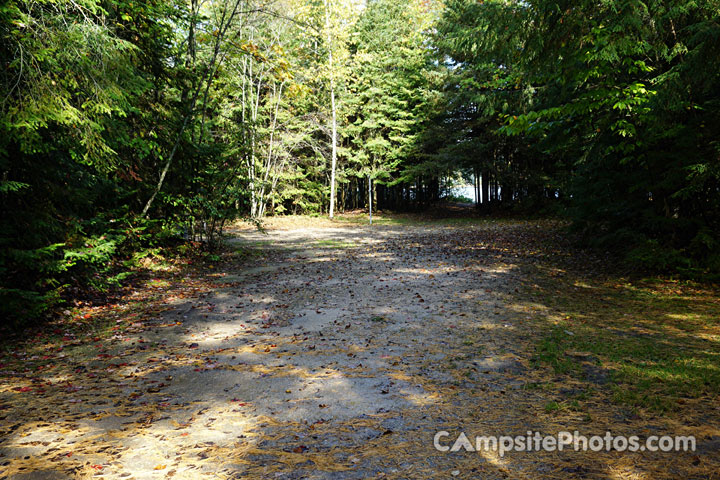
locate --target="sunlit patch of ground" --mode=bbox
[1,216,718,479]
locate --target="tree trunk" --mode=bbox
[481,169,490,206]
[368,175,372,225]
[324,0,338,219]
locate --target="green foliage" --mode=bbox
[443,194,474,204]
[344,0,435,187]
[0,0,244,324]
[2,0,719,326]
[431,0,720,273]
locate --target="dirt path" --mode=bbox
[1,221,715,479]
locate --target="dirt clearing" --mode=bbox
[1,218,719,479]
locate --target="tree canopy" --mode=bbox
[2,0,719,322]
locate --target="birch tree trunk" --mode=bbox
[324,0,338,219]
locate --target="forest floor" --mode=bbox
[1,212,720,479]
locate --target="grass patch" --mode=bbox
[314,239,358,249]
[525,271,720,413]
[544,399,582,413]
[333,213,415,226]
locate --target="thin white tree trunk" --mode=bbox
[250,73,264,218]
[256,80,285,218]
[324,0,338,219]
[368,175,372,225]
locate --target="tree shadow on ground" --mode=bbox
[1,220,718,479]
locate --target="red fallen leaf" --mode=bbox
[90,465,103,470]
[13,386,33,392]
[180,432,190,437]
[97,353,112,359]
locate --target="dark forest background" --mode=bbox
[2,0,719,323]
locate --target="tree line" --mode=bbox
[2,0,719,322]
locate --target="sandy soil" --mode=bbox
[1,221,714,479]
